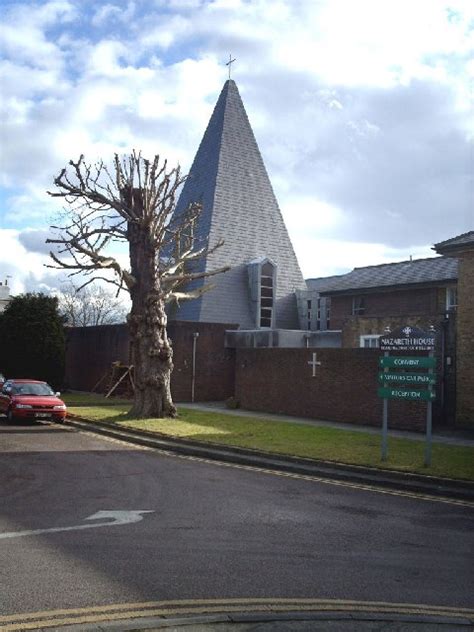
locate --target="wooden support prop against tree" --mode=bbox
[105,365,134,399]
[91,371,109,393]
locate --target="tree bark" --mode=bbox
[126,194,177,418]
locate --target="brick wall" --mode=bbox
[235,348,435,431]
[456,253,474,427]
[342,315,444,348]
[65,321,237,402]
[330,286,452,331]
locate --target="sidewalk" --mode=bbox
[180,402,474,447]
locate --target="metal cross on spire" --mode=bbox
[226,54,236,79]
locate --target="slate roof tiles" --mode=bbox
[308,256,458,295]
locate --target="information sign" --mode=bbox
[378,372,436,385]
[377,387,436,401]
[379,326,435,352]
[379,356,436,369]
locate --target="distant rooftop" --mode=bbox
[433,231,474,254]
[307,256,458,295]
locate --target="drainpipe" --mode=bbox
[191,332,199,403]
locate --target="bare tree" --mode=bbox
[47,152,228,418]
[58,281,128,327]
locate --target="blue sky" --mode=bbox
[0,0,472,295]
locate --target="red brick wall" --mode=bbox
[330,286,450,331]
[65,321,237,402]
[235,348,431,431]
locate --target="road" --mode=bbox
[0,418,473,627]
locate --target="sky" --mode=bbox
[0,0,473,297]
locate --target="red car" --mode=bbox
[0,379,67,423]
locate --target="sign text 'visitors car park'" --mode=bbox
[377,325,436,465]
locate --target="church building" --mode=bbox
[169,79,307,330]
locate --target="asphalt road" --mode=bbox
[1,418,473,626]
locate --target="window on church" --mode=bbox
[326,298,331,329]
[352,296,365,315]
[316,298,322,330]
[248,258,277,329]
[260,262,275,328]
[307,300,312,330]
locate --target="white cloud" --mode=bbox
[0,229,56,295]
[0,0,472,287]
[297,237,435,279]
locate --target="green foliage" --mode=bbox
[0,293,65,388]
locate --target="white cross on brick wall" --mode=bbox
[307,352,322,377]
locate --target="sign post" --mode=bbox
[382,351,389,461]
[377,326,436,464]
[425,349,435,466]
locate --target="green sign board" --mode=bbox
[379,356,436,369]
[378,372,436,385]
[378,387,436,401]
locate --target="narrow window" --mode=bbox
[352,296,365,315]
[446,287,457,311]
[260,261,275,328]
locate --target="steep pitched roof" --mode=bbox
[433,231,474,255]
[311,256,458,296]
[170,80,305,328]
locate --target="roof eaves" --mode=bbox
[433,230,474,254]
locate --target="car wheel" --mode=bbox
[55,417,64,424]
[7,408,15,423]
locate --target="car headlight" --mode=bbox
[15,403,32,409]
[53,405,66,410]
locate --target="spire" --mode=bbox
[171,80,305,328]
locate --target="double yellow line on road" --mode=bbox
[70,422,474,509]
[1,598,474,630]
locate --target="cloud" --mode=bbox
[0,229,62,295]
[17,229,53,255]
[0,0,472,285]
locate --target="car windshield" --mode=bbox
[11,383,55,396]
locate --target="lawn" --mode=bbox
[66,394,474,481]
[62,392,133,406]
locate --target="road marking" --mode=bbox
[2,598,473,630]
[160,451,474,509]
[69,421,474,508]
[0,510,154,540]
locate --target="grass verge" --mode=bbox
[66,395,474,481]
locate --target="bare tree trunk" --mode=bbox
[127,194,177,418]
[128,297,176,418]
[48,154,229,419]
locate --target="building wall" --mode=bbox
[0,284,11,313]
[235,348,432,431]
[342,315,443,348]
[65,321,237,402]
[329,286,452,332]
[456,253,474,427]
